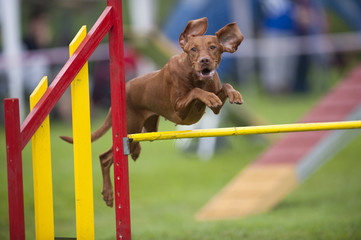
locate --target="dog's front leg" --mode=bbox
[218,83,243,104]
[200,83,241,114]
[99,146,114,207]
[175,87,222,119]
[209,83,243,114]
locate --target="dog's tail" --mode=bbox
[60,108,113,144]
[59,135,74,143]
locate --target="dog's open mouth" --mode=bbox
[197,68,215,79]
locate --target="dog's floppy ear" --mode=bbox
[216,22,244,53]
[179,17,208,49]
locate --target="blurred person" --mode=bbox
[21,7,76,121]
[22,8,52,96]
[321,0,361,71]
[23,9,52,50]
[256,0,297,93]
[92,46,139,108]
[292,0,329,92]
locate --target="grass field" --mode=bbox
[1,90,361,239]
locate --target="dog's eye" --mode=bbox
[210,45,216,50]
[191,47,197,52]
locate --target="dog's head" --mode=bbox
[179,17,244,81]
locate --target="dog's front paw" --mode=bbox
[102,188,114,207]
[202,92,222,108]
[227,90,243,104]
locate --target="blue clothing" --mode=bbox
[259,0,295,31]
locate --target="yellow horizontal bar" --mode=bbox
[128,120,361,142]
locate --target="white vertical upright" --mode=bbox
[0,0,24,119]
[129,0,157,36]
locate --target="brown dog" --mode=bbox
[61,17,244,207]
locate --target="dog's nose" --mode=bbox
[199,57,210,64]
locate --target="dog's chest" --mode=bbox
[178,100,206,125]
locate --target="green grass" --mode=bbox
[1,91,361,239]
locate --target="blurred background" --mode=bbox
[1,0,361,120]
[1,0,361,157]
[1,0,361,239]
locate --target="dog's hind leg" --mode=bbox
[129,142,141,161]
[99,146,114,207]
[99,142,139,207]
[129,114,159,160]
[142,114,160,132]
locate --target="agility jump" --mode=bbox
[4,0,361,240]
